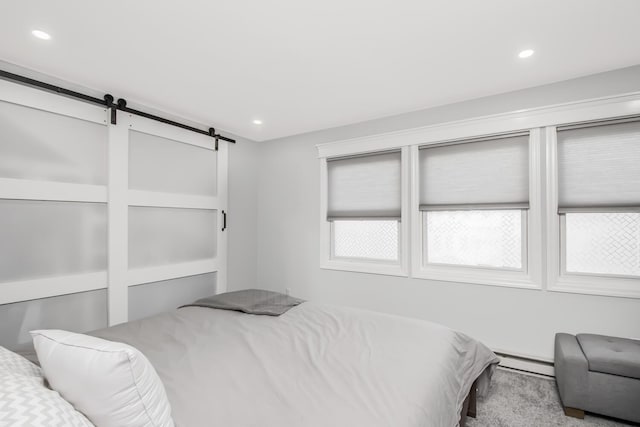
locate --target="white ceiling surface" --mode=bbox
[1,1,639,142]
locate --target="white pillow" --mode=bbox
[31,330,174,427]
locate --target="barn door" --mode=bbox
[109,112,228,324]
[0,78,228,351]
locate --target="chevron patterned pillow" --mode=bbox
[0,346,94,427]
[0,346,41,378]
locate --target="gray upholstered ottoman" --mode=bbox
[555,333,640,423]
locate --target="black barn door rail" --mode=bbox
[0,69,236,147]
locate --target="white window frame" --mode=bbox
[545,126,640,298]
[411,131,542,289]
[0,79,229,322]
[317,90,640,297]
[319,147,410,277]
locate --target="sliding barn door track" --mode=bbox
[0,69,236,148]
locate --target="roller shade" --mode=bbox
[419,134,529,211]
[327,151,401,220]
[557,119,640,213]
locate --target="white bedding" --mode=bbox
[92,302,498,427]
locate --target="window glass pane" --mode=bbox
[129,130,217,196]
[0,100,107,185]
[128,206,217,268]
[332,220,398,261]
[565,213,640,277]
[128,273,216,321]
[0,289,107,351]
[0,200,107,283]
[424,210,522,269]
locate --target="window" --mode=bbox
[424,210,523,269]
[419,133,531,275]
[317,92,640,297]
[556,120,640,280]
[564,212,640,277]
[332,220,399,261]
[323,150,404,271]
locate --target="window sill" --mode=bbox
[549,275,640,299]
[414,265,540,290]
[320,259,408,277]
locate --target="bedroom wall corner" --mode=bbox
[227,136,261,292]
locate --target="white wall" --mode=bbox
[254,65,640,361]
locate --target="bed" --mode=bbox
[80,295,499,427]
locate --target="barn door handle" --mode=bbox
[221,210,227,231]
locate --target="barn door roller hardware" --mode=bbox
[0,69,236,147]
[104,94,117,125]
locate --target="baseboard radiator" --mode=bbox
[495,352,555,378]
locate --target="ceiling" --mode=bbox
[1,1,639,142]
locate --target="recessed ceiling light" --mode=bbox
[252,119,263,125]
[32,30,51,40]
[518,49,534,59]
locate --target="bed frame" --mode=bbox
[459,379,478,427]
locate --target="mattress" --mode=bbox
[91,302,498,427]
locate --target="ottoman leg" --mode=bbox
[555,334,589,419]
[563,407,585,419]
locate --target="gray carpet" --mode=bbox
[467,368,634,427]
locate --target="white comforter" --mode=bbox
[93,302,498,427]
